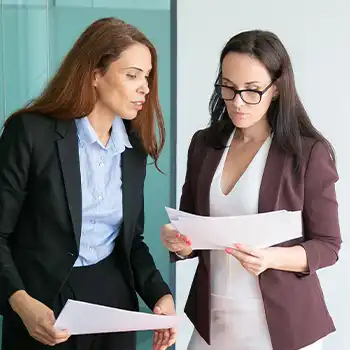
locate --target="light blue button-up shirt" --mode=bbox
[74,116,132,267]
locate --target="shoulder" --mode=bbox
[301,137,335,164]
[4,112,59,139]
[300,137,338,181]
[5,112,54,128]
[187,120,232,156]
[188,123,219,150]
[185,127,211,163]
[189,127,208,147]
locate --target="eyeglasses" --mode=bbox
[214,80,275,105]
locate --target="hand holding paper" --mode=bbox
[225,243,275,276]
[153,294,177,350]
[165,207,302,250]
[160,223,193,256]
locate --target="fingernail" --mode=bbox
[225,248,233,254]
[234,243,241,248]
[175,233,180,238]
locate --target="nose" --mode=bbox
[138,80,150,96]
[231,93,245,108]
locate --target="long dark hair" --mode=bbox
[5,17,165,170]
[208,30,335,165]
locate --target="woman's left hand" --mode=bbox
[153,294,176,350]
[225,244,275,276]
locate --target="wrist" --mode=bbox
[266,247,281,270]
[177,247,193,258]
[9,290,30,313]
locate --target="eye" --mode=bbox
[127,73,137,79]
[247,86,260,91]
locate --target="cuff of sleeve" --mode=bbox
[175,252,187,259]
[170,250,195,262]
[0,276,26,312]
[296,242,319,278]
[146,284,172,311]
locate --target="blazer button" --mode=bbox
[68,252,74,257]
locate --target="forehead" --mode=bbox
[221,52,270,83]
[114,43,152,71]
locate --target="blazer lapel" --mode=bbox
[121,133,145,250]
[56,119,82,247]
[258,136,287,213]
[196,140,227,270]
[196,146,225,216]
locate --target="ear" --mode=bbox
[92,69,102,87]
[272,84,279,100]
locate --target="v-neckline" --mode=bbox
[219,130,271,197]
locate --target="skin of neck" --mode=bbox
[87,102,116,145]
[234,117,271,144]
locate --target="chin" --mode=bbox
[231,118,253,129]
[118,111,138,121]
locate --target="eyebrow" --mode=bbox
[125,66,151,73]
[222,77,261,85]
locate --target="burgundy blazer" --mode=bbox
[172,125,341,350]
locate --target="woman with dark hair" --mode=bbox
[0,17,175,350]
[161,30,341,350]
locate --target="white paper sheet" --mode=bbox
[165,207,302,249]
[54,299,179,335]
[165,207,223,249]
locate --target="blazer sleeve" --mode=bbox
[170,130,201,263]
[0,115,32,304]
[130,197,172,310]
[299,141,342,277]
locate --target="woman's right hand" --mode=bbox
[9,290,70,346]
[160,224,193,257]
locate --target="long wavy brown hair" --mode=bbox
[5,17,165,169]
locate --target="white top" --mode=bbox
[188,130,323,350]
[209,131,272,300]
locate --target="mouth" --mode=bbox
[131,101,145,111]
[232,111,246,117]
[131,100,145,105]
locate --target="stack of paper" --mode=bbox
[165,207,302,249]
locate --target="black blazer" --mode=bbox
[0,113,170,315]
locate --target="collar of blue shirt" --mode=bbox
[75,116,132,155]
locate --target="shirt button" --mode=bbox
[99,162,104,167]
[97,195,103,201]
[90,219,96,224]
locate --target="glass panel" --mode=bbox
[1,1,49,347]
[1,0,49,117]
[3,0,46,5]
[54,0,170,10]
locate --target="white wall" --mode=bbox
[176,1,350,349]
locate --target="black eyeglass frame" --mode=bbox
[214,80,276,105]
